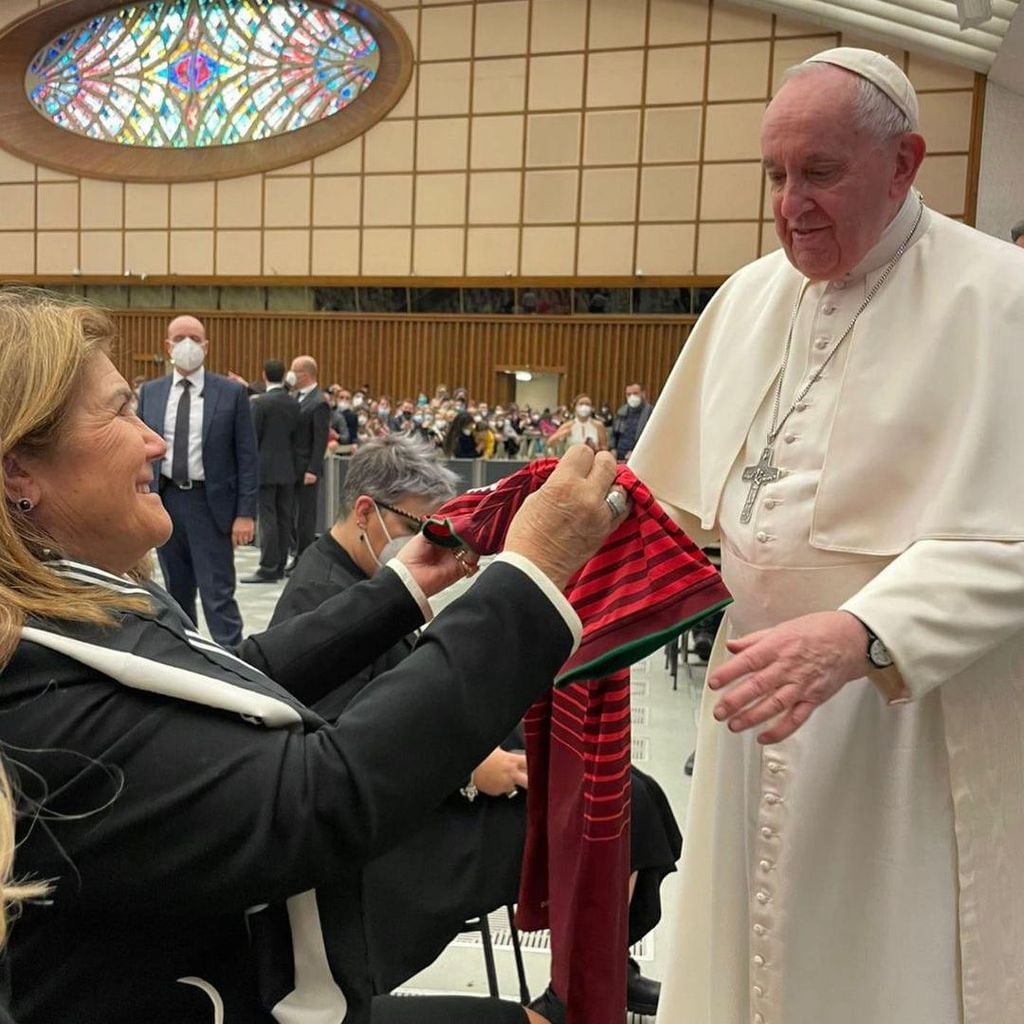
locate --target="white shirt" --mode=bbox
[162,366,206,481]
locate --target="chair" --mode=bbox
[460,905,531,1004]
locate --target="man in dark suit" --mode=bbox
[137,315,259,647]
[288,354,331,566]
[611,382,654,462]
[242,359,299,583]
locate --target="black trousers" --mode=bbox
[292,476,320,557]
[258,483,293,575]
[156,484,243,648]
[372,996,524,1022]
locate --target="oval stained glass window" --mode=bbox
[0,0,411,180]
[27,1,380,148]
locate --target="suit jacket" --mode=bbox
[251,387,300,487]
[137,371,260,533]
[294,388,331,480]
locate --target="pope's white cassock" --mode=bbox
[631,192,1024,1024]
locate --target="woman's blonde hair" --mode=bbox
[0,288,149,669]
[0,766,48,945]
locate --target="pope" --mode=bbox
[631,48,1024,1024]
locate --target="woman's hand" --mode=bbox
[395,534,479,598]
[474,747,528,797]
[505,445,627,591]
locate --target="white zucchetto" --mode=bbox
[802,46,919,130]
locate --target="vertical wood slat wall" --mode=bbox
[112,312,694,405]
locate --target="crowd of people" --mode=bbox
[309,382,654,462]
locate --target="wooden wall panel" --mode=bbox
[113,312,694,406]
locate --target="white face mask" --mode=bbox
[576,404,592,419]
[626,393,642,409]
[284,371,298,389]
[338,400,351,410]
[364,504,413,568]
[170,337,205,373]
[353,395,364,408]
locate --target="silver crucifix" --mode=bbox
[740,446,782,524]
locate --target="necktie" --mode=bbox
[171,379,192,485]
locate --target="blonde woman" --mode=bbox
[0,288,624,1024]
[547,394,609,452]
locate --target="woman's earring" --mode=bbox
[16,498,33,512]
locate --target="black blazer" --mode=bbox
[4,562,574,1024]
[251,387,300,487]
[294,388,331,479]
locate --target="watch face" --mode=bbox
[869,637,894,668]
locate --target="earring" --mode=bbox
[16,498,33,512]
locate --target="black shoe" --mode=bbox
[527,984,566,1024]
[685,750,696,776]
[240,571,281,584]
[284,560,297,577]
[627,957,661,1016]
[691,629,715,662]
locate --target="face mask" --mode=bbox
[417,394,428,406]
[338,400,351,410]
[626,394,642,409]
[379,405,390,415]
[284,370,298,388]
[495,419,505,428]
[413,414,423,425]
[531,415,541,425]
[473,415,482,425]
[402,410,413,419]
[576,404,592,419]
[364,504,414,568]
[358,415,368,426]
[462,427,475,436]
[353,395,364,408]
[455,402,466,413]
[170,337,204,373]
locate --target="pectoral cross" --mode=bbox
[740,446,782,524]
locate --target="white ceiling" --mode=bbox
[729,0,1022,76]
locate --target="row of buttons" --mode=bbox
[751,754,786,1023]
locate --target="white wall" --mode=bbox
[975,82,1024,242]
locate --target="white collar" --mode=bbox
[173,365,205,393]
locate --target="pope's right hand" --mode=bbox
[505,445,627,591]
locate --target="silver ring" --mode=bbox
[507,788,519,799]
[604,488,627,518]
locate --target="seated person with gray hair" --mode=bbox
[273,435,680,1020]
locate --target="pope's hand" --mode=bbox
[708,611,869,744]
[505,445,627,591]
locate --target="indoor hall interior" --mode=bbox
[175,545,706,1021]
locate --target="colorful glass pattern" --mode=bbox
[25,1,380,148]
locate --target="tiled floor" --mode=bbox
[177,545,705,1018]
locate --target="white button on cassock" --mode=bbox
[814,337,830,349]
[753,954,766,966]
[759,859,772,871]
[760,826,774,839]
[753,924,767,936]
[753,984,765,997]
[764,793,781,805]
[756,531,770,543]
[783,433,796,444]
[794,401,807,412]
[754,1014,765,1024]
[756,891,770,904]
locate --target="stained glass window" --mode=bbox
[25,1,381,148]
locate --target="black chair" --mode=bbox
[460,905,531,1004]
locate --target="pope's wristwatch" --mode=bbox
[865,627,894,669]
